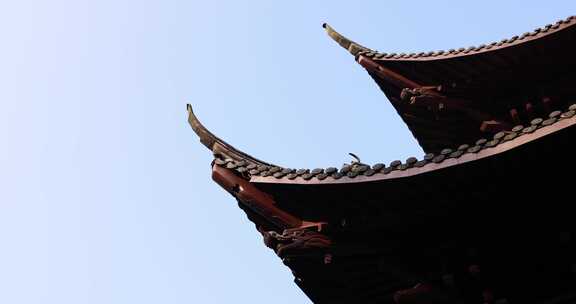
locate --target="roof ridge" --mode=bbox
[214,104,576,183]
[324,15,576,61]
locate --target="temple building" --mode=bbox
[188,15,576,304]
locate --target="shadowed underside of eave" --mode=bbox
[188,104,576,304]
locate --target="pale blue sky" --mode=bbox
[0,1,573,303]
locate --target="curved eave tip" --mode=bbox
[322,22,371,56]
[186,103,217,151]
[186,103,200,126]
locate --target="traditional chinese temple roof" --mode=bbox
[188,16,576,304]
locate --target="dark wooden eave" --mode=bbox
[188,17,576,302]
[324,16,576,153]
[188,103,576,303]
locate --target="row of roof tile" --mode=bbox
[326,15,575,60]
[214,104,576,182]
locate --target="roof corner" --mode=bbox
[323,23,371,56]
[187,103,217,150]
[186,103,272,167]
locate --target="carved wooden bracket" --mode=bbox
[260,227,332,259]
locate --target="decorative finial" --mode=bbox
[348,152,361,164]
[323,23,371,56]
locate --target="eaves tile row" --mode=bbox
[214,104,576,183]
[324,16,575,60]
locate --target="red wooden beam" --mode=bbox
[480,120,511,133]
[510,108,521,125]
[357,55,423,90]
[212,165,326,231]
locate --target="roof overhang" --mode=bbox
[324,16,576,153]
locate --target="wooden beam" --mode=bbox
[212,165,326,231]
[213,165,300,229]
[510,108,521,125]
[409,95,471,108]
[357,55,424,90]
[480,120,511,133]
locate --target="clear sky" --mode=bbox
[0,1,573,303]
